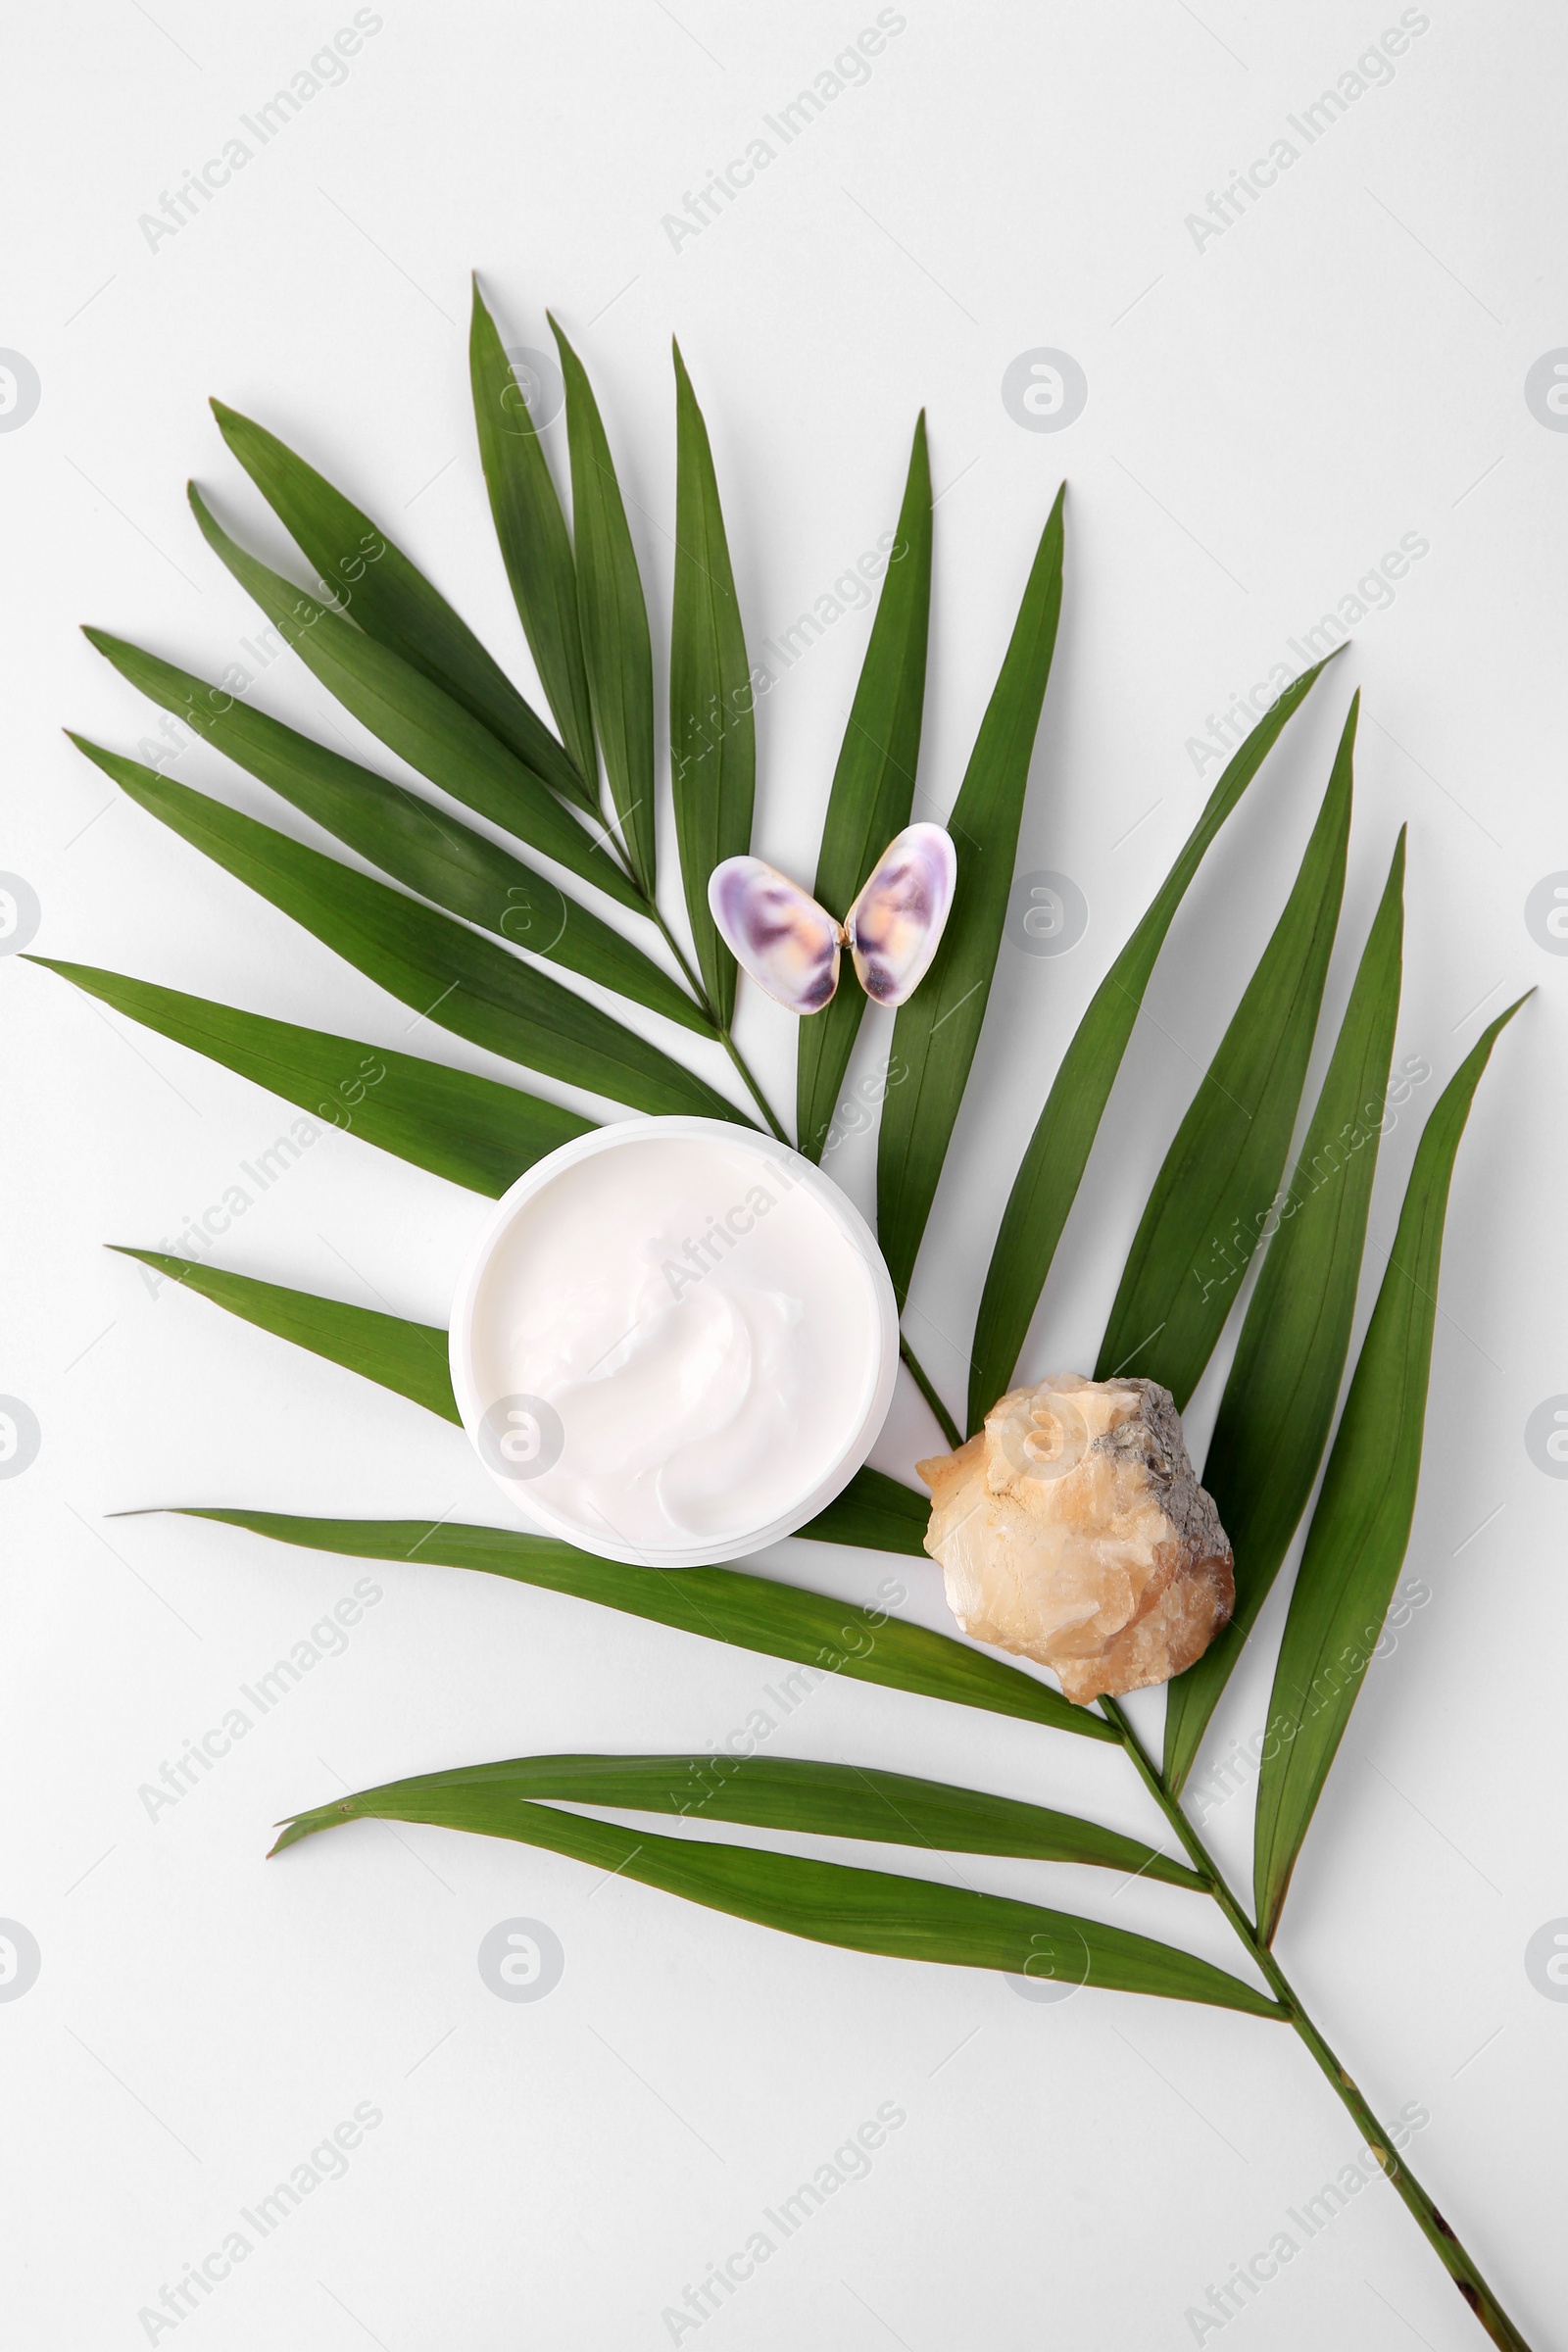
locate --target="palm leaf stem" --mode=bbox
[899,1336,962,1452]
[649,899,788,1145]
[1100,1698,1533,2352]
[560,786,787,1143]
[720,1033,790,1145]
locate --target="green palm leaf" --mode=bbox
[468,280,597,789]
[78,638,710,1035]
[183,1508,1118,1740]
[877,485,1065,1309]
[553,318,658,896]
[1251,997,1528,1943]
[209,398,590,809]
[797,416,933,1158]
[795,1464,929,1555]
[116,1250,457,1421]
[112,1214,924,1564]
[669,341,756,1028]
[127,1259,922,1566]
[187,486,642,914]
[30,958,591,1194]
[1163,832,1406,1793]
[1095,695,1356,1405]
[270,1788,1280,2014]
[79,743,742,1122]
[967,655,1338,1435]
[55,304,1537,2341]
[268,1748,1202,1883]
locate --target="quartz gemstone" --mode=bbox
[916,1373,1234,1704]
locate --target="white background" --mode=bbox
[3,2,1565,2345]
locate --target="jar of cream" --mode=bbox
[449,1117,901,1567]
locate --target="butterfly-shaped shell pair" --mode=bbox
[708,823,957,1015]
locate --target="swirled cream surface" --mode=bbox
[465,1130,890,1555]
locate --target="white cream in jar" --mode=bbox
[449,1119,899,1566]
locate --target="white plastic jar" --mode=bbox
[449,1117,900,1567]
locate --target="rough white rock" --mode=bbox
[917,1373,1234,1705]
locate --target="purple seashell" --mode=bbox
[846,823,956,1006]
[709,856,842,1014]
